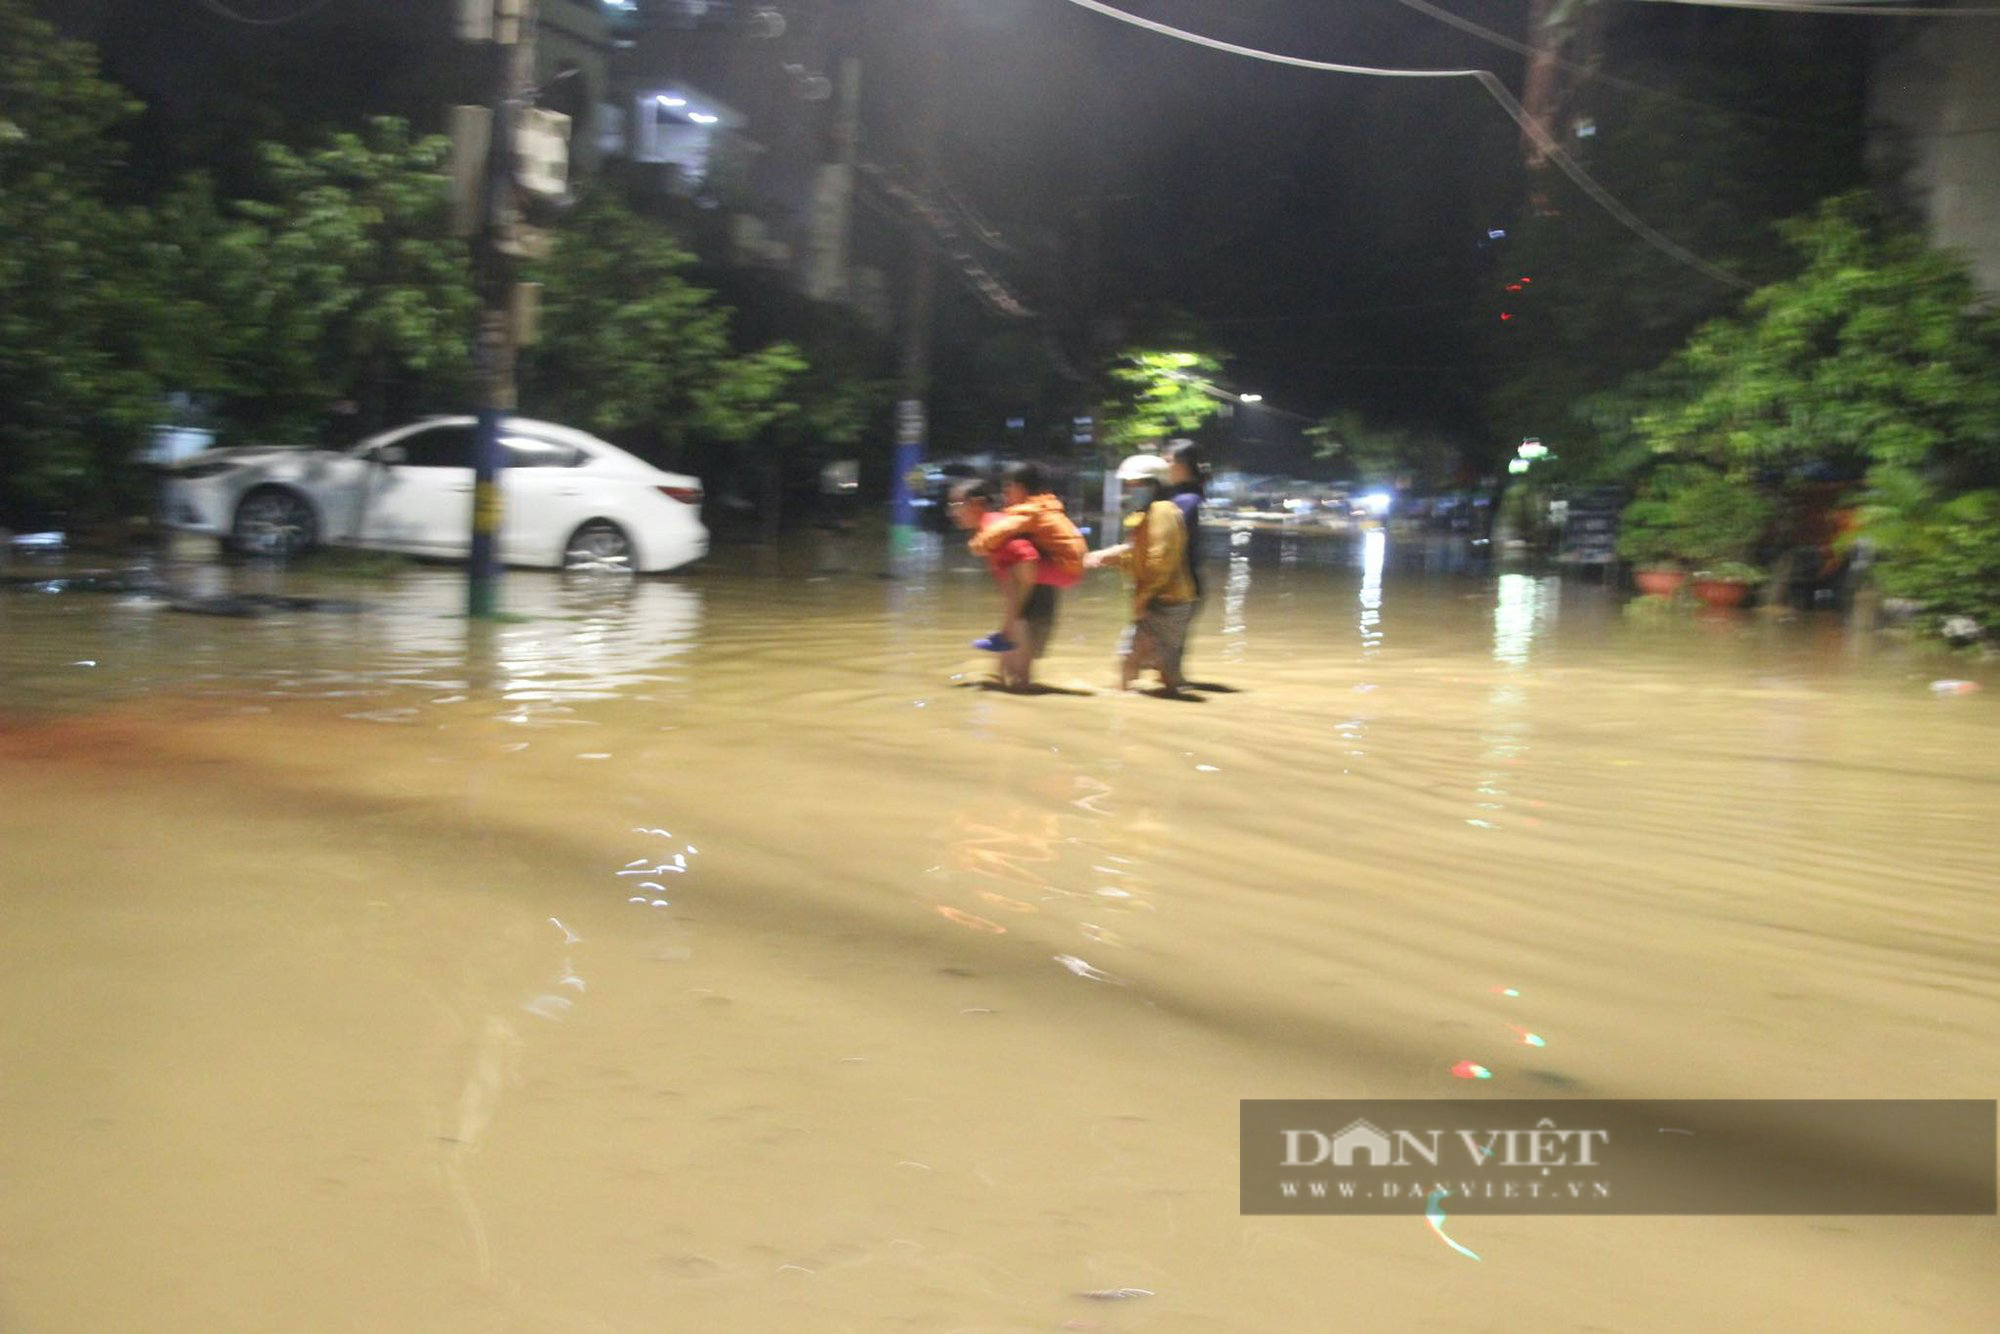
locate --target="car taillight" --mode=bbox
[658,485,702,506]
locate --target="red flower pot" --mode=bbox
[1634,569,1687,597]
[1690,578,1751,608]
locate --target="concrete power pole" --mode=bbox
[889,1,946,553]
[455,0,544,618]
[1521,0,1565,179]
[1520,0,1600,211]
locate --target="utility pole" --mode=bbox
[889,0,945,554]
[456,0,538,618]
[454,0,569,614]
[1520,0,1600,212]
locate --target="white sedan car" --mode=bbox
[159,416,708,572]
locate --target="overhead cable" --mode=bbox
[195,0,342,26]
[1390,0,1855,131]
[1055,0,1753,290]
[1637,0,2000,18]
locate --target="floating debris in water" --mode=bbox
[1077,1287,1154,1301]
[1930,679,1980,696]
[1451,1061,1493,1080]
[548,917,581,944]
[1492,986,1520,997]
[1508,1026,1547,1047]
[1425,1188,1482,1261]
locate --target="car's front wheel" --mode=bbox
[564,519,633,570]
[231,487,318,558]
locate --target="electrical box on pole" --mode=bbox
[498,106,570,261]
[455,0,493,42]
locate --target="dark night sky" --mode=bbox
[894,0,1527,443]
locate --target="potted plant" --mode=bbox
[1688,558,1765,608]
[1617,465,1701,595]
[1619,465,1774,602]
[1679,475,1774,607]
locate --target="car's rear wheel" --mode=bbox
[564,519,633,570]
[231,487,318,558]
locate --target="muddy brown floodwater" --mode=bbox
[1,529,1996,1332]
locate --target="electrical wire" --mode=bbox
[1055,0,1753,289]
[194,0,342,25]
[1389,0,1858,132]
[1638,0,2000,17]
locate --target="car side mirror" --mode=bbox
[375,444,406,466]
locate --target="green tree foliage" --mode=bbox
[1632,195,2000,481]
[1307,409,1464,490]
[1624,193,2000,628]
[0,0,153,522]
[527,189,874,533]
[1860,472,2000,638]
[527,189,767,455]
[1615,462,1773,570]
[1097,350,1225,455]
[219,118,476,439]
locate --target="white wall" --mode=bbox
[1871,21,2000,295]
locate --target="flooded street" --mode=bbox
[2,531,1995,1332]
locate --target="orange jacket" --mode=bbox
[965,494,1086,585]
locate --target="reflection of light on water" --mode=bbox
[1358,529,1385,655]
[1222,524,1252,662]
[491,582,700,703]
[1492,572,1559,667]
[1473,572,1562,828]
